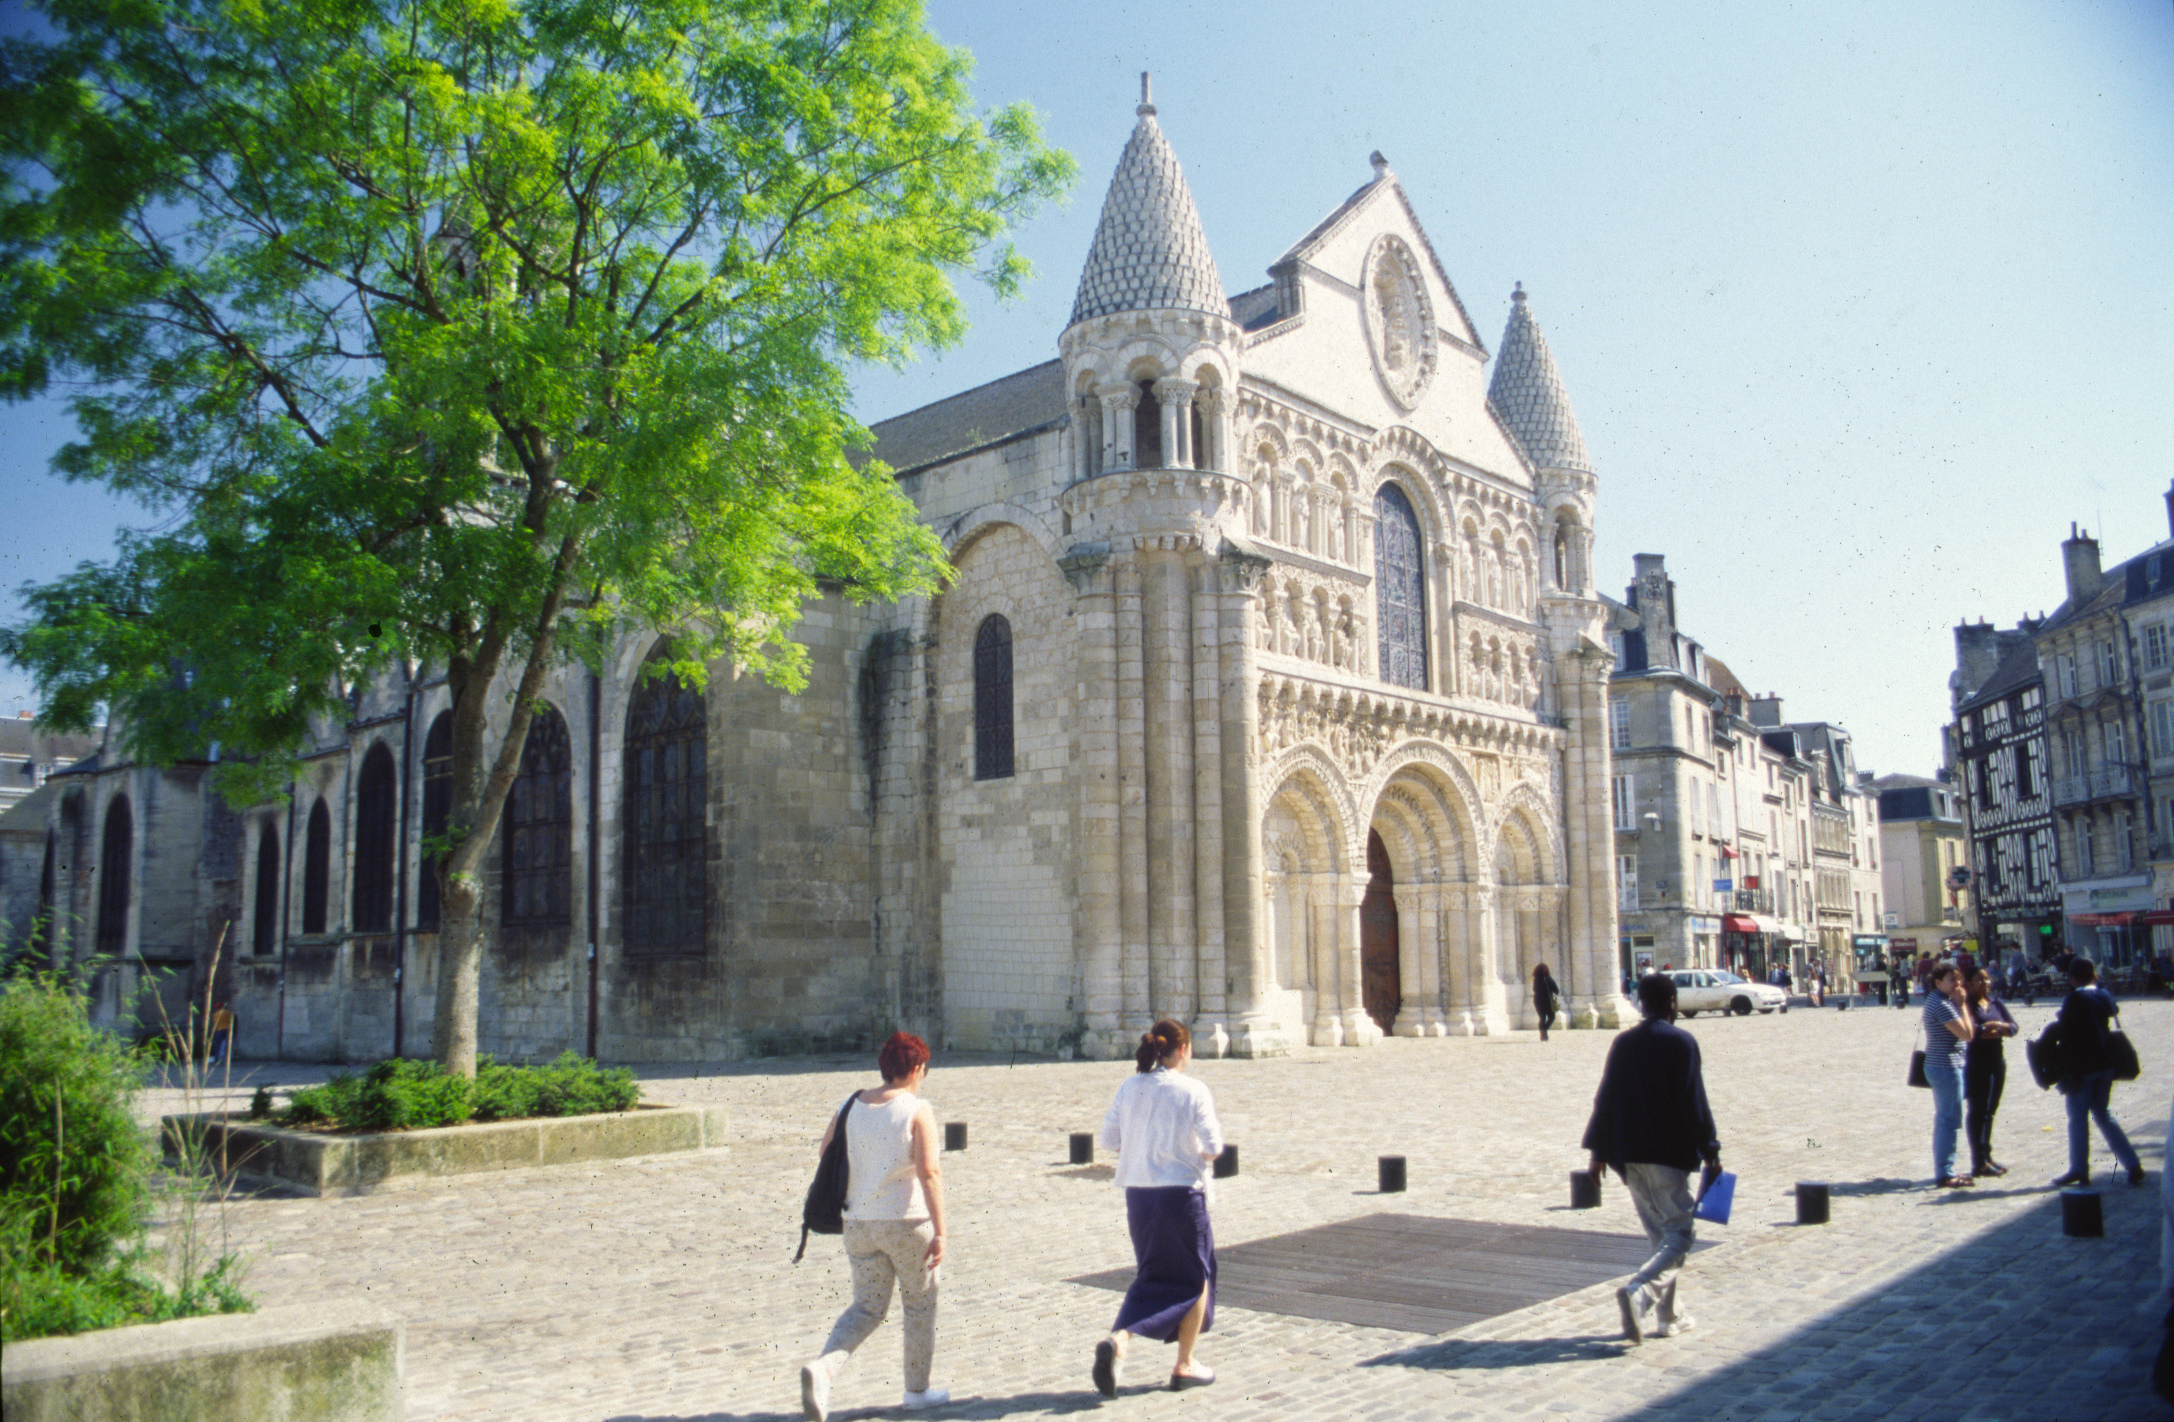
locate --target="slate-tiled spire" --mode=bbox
[1068,77,1231,327]
[1487,284,1591,473]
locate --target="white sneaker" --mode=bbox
[902,1386,950,1409]
[1656,1314,1696,1338]
[800,1363,829,1422]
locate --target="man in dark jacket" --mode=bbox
[1583,973,1720,1344]
[2050,958,2144,1188]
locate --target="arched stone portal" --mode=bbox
[1360,831,1399,1032]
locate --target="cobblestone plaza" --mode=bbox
[150,999,2174,1421]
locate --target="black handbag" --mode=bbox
[794,1094,856,1262]
[1907,1049,1930,1088]
[2025,1028,2061,1090]
[2110,1026,2142,1082]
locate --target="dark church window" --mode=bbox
[96,796,131,956]
[252,823,280,956]
[974,615,1014,780]
[505,705,572,929]
[1375,482,1429,690]
[352,743,397,933]
[303,799,330,933]
[417,713,452,930]
[1134,380,1162,469]
[624,647,706,955]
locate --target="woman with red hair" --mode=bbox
[799,1032,948,1420]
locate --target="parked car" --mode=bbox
[1666,969,1788,1017]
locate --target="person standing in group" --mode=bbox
[1963,966,2017,1178]
[1581,973,1721,1344]
[799,1033,948,1421]
[1921,963,1975,1188]
[1092,1019,1224,1396]
[1533,964,1563,1042]
[2050,958,2146,1189]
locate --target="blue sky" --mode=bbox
[4,0,2171,780]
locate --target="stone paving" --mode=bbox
[143,997,2174,1421]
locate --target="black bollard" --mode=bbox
[1378,1155,1407,1193]
[2061,1188,2104,1238]
[1571,1169,1602,1209]
[1795,1181,1830,1225]
[1069,1132,1094,1165]
[1214,1144,1239,1179]
[1837,996,1849,1011]
[944,1121,967,1152]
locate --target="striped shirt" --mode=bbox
[1923,996,1966,1071]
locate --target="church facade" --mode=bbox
[26,91,1629,1062]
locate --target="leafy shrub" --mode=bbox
[0,973,152,1275]
[1,1232,248,1342]
[247,1086,274,1120]
[281,1053,635,1131]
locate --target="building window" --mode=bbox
[2115,810,2134,872]
[1609,699,1631,749]
[624,647,707,956]
[504,706,573,928]
[1612,775,1634,831]
[973,614,1014,780]
[417,713,452,931]
[95,795,132,956]
[2098,640,2118,688]
[2108,719,2127,768]
[2058,653,2078,698]
[2154,701,2174,759]
[352,742,397,933]
[2147,625,2168,671]
[303,798,330,933]
[2076,816,2096,876]
[1617,853,1638,911]
[1373,483,1429,690]
[252,823,280,957]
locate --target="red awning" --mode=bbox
[2070,912,2138,927]
[1723,915,1760,934]
[2139,910,2174,926]
[1719,846,1739,860]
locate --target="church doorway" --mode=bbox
[1361,831,1400,1032]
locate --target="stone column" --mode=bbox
[1517,891,1543,1027]
[1308,873,1341,1047]
[1061,546,1124,1057]
[1474,884,1510,1034]
[1393,884,1425,1037]
[1443,886,1474,1034]
[1218,543,1285,1056]
[1418,884,1448,1035]
[1338,872,1381,1046]
[1102,384,1137,473]
[1115,556,1150,1030]
[1197,387,1227,473]
[1189,552,1227,1055]
[1145,547,1195,1021]
[1156,378,1198,471]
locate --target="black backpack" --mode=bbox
[795,1094,856,1262]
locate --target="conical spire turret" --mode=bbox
[1487,284,1591,473]
[1068,76,1231,327]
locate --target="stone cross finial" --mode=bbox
[1139,72,1154,116]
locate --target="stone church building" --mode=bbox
[24,89,1628,1062]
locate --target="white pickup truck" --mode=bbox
[1665,968,1789,1017]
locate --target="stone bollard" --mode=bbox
[1214,1145,1239,1179]
[1796,1181,1830,1225]
[1378,1155,1406,1193]
[1571,1169,1602,1209]
[944,1121,967,1152]
[1069,1132,1094,1165]
[2061,1188,2104,1238]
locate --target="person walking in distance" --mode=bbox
[1093,1019,1225,1395]
[799,1033,948,1421]
[1581,973,1721,1343]
[1533,963,1563,1042]
[1922,963,1975,1188]
[2051,958,2146,1189]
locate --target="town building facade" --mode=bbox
[1948,621,2061,960]
[27,92,1631,1062]
[1871,772,1971,964]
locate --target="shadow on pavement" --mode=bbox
[605,1389,1105,1422]
[1361,1335,1624,1369]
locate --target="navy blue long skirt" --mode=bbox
[1113,1186,1216,1342]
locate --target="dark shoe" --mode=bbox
[1978,1161,2008,1178]
[1092,1339,1119,1398]
[2132,1166,2149,1188]
[1615,1285,1646,1344]
[1169,1366,1215,1391]
[2052,1170,2089,1188]
[1935,1176,1975,1188]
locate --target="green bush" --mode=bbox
[281,1053,635,1131]
[0,973,152,1276]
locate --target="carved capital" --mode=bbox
[1153,377,1200,408]
[1099,384,1138,413]
[1058,542,1113,595]
[1217,537,1273,592]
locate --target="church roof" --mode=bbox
[863,360,1066,476]
[1069,92,1231,327]
[1487,286,1591,473]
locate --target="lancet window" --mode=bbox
[624,648,707,956]
[96,796,131,956]
[252,823,280,956]
[417,713,451,930]
[303,799,330,933]
[504,706,573,929]
[352,742,397,933]
[1374,483,1429,690]
[974,614,1015,780]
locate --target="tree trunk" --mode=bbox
[430,873,484,1077]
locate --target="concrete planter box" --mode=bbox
[161,1103,729,1195]
[2,1300,401,1421]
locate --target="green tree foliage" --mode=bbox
[0,0,1073,1075]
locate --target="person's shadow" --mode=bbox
[606,1388,1106,1421]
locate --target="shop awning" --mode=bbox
[2139,910,2174,926]
[1723,914,1785,935]
[1719,846,1739,860]
[2070,912,2138,927]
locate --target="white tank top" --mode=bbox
[843,1091,929,1221]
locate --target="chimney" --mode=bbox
[1953,621,2003,704]
[2062,523,2103,607]
[1632,553,1677,670]
[2165,481,2174,542]
[1748,695,1784,728]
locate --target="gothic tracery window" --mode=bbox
[417,713,451,931]
[96,796,132,956]
[974,614,1015,780]
[1374,483,1429,690]
[504,705,572,929]
[303,798,330,933]
[252,823,280,956]
[352,742,397,933]
[624,648,707,955]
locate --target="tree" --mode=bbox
[0,0,1072,1076]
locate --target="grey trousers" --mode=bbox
[1623,1162,1695,1325]
[811,1219,938,1393]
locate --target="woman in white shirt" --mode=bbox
[1092,1018,1225,1396]
[800,1032,948,1421]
